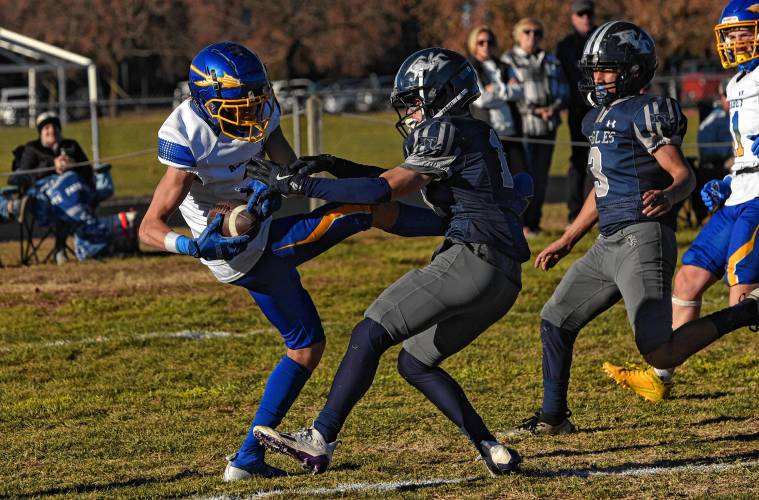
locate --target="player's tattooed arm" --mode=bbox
[643,145,695,218]
[535,190,598,271]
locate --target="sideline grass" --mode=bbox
[0,108,701,197]
[0,204,757,498]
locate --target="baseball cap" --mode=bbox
[571,0,595,14]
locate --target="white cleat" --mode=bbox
[254,426,337,474]
[480,440,522,476]
[222,452,288,482]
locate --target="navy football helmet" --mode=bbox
[189,42,275,142]
[578,21,657,107]
[390,48,480,137]
[715,0,759,71]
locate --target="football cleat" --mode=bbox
[253,426,337,475]
[480,440,522,476]
[222,452,288,482]
[602,362,672,403]
[498,409,576,438]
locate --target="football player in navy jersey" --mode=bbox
[248,47,533,476]
[502,21,759,435]
[604,0,759,403]
[139,42,445,481]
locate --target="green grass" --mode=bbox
[0,108,702,197]
[0,205,757,498]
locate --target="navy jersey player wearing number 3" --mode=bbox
[139,42,444,482]
[604,0,759,403]
[249,48,533,476]
[503,21,759,436]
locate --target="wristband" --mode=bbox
[164,231,197,256]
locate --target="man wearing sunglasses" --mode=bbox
[557,0,597,225]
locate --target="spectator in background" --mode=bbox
[503,17,569,237]
[694,79,733,223]
[11,111,94,189]
[556,0,597,224]
[468,26,526,174]
[1,112,135,261]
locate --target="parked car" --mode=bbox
[0,87,30,126]
[173,80,190,108]
[356,75,394,112]
[272,78,313,113]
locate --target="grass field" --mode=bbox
[0,107,702,198]
[1,200,757,498]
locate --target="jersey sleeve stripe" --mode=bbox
[158,138,196,167]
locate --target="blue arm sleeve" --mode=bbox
[299,175,392,204]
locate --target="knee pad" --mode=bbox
[350,318,396,356]
[397,348,429,381]
[672,295,702,308]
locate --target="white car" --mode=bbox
[0,87,30,126]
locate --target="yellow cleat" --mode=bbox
[602,362,672,403]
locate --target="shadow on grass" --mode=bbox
[9,469,204,498]
[530,431,759,459]
[525,450,759,478]
[695,415,750,425]
[670,391,730,401]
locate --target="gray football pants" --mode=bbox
[541,222,677,355]
[365,239,522,366]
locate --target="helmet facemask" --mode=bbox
[715,21,759,69]
[205,90,275,142]
[391,90,429,138]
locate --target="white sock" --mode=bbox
[654,368,674,382]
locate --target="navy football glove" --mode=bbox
[289,154,385,178]
[700,176,732,212]
[237,178,281,219]
[245,157,305,196]
[175,213,250,260]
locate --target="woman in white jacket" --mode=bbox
[468,26,526,175]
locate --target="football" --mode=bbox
[206,200,259,237]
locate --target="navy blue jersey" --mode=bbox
[401,116,530,262]
[582,94,688,235]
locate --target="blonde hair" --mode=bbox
[513,17,544,42]
[467,26,498,56]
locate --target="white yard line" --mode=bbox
[200,459,759,499]
[0,322,345,353]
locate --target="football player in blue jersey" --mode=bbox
[139,41,445,481]
[502,21,759,435]
[604,1,759,403]
[248,48,533,476]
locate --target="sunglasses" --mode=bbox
[523,29,543,36]
[576,10,594,17]
[477,38,496,46]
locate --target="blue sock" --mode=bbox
[387,203,446,237]
[233,355,311,469]
[540,319,578,424]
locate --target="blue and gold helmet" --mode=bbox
[715,0,759,70]
[189,42,274,142]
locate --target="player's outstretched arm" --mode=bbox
[642,145,696,218]
[535,190,598,271]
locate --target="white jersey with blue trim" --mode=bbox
[157,99,281,282]
[726,68,759,206]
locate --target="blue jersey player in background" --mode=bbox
[604,0,759,403]
[247,48,533,476]
[503,21,759,435]
[139,42,444,481]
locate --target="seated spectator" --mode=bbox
[467,25,527,174]
[502,17,569,237]
[694,80,732,223]
[0,112,136,262]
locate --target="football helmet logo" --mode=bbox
[405,53,450,81]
